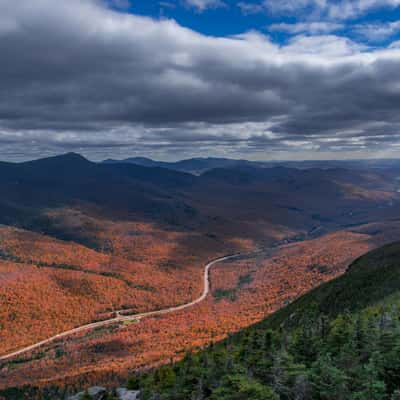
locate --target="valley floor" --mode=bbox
[1,221,399,390]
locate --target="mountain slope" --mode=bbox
[134,242,400,400]
[0,153,199,231]
[2,153,398,244]
[1,154,400,397]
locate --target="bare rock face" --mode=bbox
[67,387,140,400]
[116,388,140,400]
[67,387,107,400]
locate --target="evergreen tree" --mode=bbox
[310,355,349,400]
[210,374,278,400]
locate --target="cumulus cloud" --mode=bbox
[1,0,400,160]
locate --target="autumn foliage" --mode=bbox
[1,219,399,390]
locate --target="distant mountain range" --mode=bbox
[0,152,398,241]
[102,156,261,175]
[102,156,400,175]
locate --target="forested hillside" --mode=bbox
[2,153,400,391]
[133,242,400,400]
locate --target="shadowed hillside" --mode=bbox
[1,153,399,243]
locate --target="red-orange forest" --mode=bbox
[1,154,400,391]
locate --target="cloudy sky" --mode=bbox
[1,0,400,161]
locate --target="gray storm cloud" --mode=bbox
[1,0,400,160]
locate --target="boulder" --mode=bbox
[116,388,140,400]
[67,386,108,400]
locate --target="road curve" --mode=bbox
[0,253,240,363]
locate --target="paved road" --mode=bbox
[0,253,239,362]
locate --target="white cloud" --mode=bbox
[328,0,400,20]
[237,2,265,14]
[269,22,344,35]
[283,34,365,56]
[183,0,226,11]
[389,39,400,47]
[1,0,400,159]
[238,0,400,20]
[353,20,400,42]
[262,0,326,15]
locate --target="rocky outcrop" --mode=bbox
[67,387,140,400]
[67,386,107,400]
[116,388,140,400]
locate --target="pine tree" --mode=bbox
[310,354,349,400]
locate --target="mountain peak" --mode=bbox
[26,152,89,165]
[57,152,88,162]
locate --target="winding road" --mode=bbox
[0,253,240,363]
